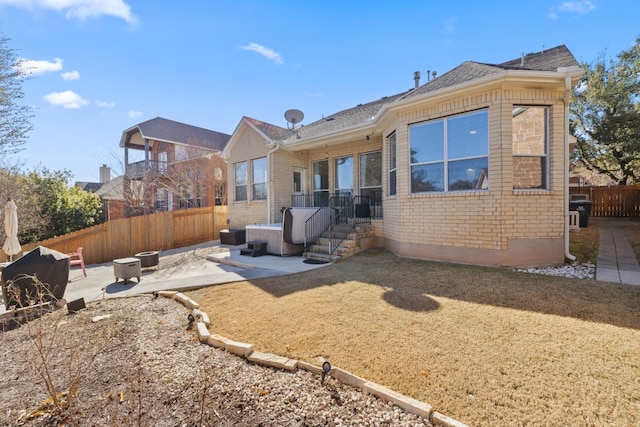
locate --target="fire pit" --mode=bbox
[135,251,160,269]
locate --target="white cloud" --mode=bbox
[96,99,115,108]
[44,90,89,109]
[0,0,138,24]
[61,70,80,80]
[240,42,283,64]
[17,57,63,75]
[128,110,143,118]
[443,17,457,35]
[549,1,596,19]
[559,1,596,13]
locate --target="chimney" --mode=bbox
[413,71,420,88]
[100,164,111,183]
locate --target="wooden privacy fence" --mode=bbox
[569,185,640,217]
[19,206,228,265]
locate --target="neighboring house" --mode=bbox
[95,175,127,221]
[119,117,230,215]
[75,165,128,221]
[223,45,583,267]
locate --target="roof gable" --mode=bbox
[95,175,125,200]
[221,116,291,158]
[121,117,231,151]
[244,117,291,140]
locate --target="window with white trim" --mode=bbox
[410,109,489,193]
[512,106,548,189]
[234,161,247,201]
[252,157,267,200]
[388,132,397,196]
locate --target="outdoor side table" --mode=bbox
[113,257,141,284]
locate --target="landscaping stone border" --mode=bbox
[159,291,469,427]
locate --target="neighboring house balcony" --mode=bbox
[125,160,168,180]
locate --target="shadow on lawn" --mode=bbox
[252,249,640,330]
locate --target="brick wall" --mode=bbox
[227,81,569,266]
[380,84,567,266]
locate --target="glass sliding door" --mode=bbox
[359,151,382,217]
[334,156,353,197]
[312,160,329,206]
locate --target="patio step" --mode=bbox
[304,251,340,263]
[305,224,374,262]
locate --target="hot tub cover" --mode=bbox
[1,246,70,309]
[283,207,332,245]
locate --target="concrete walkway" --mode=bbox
[595,218,640,286]
[0,241,329,315]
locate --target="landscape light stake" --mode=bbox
[321,361,331,383]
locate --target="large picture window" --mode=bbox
[234,161,247,201]
[252,157,267,200]
[512,106,548,189]
[410,110,489,193]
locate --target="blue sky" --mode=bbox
[0,0,638,183]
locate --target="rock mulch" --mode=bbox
[0,295,435,426]
[514,262,596,279]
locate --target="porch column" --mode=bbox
[144,138,150,169]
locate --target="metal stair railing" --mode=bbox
[302,194,372,256]
[302,197,335,251]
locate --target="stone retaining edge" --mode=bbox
[160,292,469,427]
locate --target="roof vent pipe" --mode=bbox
[414,71,420,88]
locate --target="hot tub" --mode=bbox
[245,223,303,256]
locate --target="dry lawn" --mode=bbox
[188,248,640,426]
[619,217,640,262]
[569,220,600,264]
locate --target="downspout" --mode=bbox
[266,141,281,224]
[564,75,576,261]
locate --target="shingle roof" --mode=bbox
[125,117,231,151]
[244,45,578,145]
[245,117,292,141]
[497,44,578,71]
[75,182,103,192]
[403,44,578,100]
[294,91,410,140]
[96,175,124,200]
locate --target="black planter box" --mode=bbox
[220,229,246,245]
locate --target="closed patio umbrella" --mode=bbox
[3,198,21,261]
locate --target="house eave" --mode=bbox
[277,66,584,151]
[221,117,276,159]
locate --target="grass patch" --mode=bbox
[620,217,640,262]
[568,222,599,264]
[187,250,640,426]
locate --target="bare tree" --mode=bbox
[103,145,227,217]
[0,34,33,156]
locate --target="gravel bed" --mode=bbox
[0,295,432,426]
[514,262,596,279]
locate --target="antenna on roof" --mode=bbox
[284,109,304,139]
